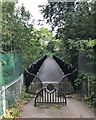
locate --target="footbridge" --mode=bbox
[24,55,77,106]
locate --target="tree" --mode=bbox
[2,2,57,67]
[40,2,96,67]
[2,2,42,67]
[40,2,95,40]
[38,27,57,55]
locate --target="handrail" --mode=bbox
[0,74,23,92]
[24,69,42,84]
[24,69,36,77]
[59,69,77,83]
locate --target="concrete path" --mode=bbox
[37,57,64,83]
[21,57,94,118]
[21,97,94,118]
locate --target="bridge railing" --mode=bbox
[24,55,47,93]
[0,75,23,117]
[59,70,77,95]
[24,69,42,94]
[28,55,47,75]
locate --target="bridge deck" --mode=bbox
[37,57,64,83]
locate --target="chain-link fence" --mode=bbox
[0,52,22,86]
[0,75,23,117]
[77,51,96,107]
[0,52,23,117]
[77,77,95,96]
[78,51,95,75]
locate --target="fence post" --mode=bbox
[20,77,22,94]
[20,75,23,94]
[2,86,6,117]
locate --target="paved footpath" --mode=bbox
[21,57,94,118]
[21,97,94,118]
[37,57,64,82]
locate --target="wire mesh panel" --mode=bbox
[0,75,23,118]
[5,75,23,108]
[0,52,23,117]
[59,76,74,95]
[78,51,95,75]
[78,78,95,98]
[82,81,88,96]
[1,52,22,86]
[28,76,42,94]
[77,51,96,107]
[59,71,75,95]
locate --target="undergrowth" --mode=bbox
[2,86,34,119]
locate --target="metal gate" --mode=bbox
[34,84,67,106]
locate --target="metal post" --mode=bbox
[20,77,22,94]
[20,75,23,94]
[2,86,6,117]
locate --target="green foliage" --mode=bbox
[1,53,22,86]
[2,1,96,109]
[40,2,96,107]
[55,39,95,68]
[2,2,56,68]
[75,71,96,107]
[4,86,34,118]
[40,1,96,66]
[40,2,96,40]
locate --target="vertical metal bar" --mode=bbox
[2,86,6,117]
[36,80,37,94]
[58,91,59,103]
[42,90,43,102]
[50,93,51,102]
[52,92,54,103]
[35,78,38,93]
[47,91,48,102]
[40,91,41,102]
[19,76,23,94]
[19,78,21,94]
[34,98,36,107]
[45,89,46,103]
[65,95,67,105]
[55,90,56,102]
[60,92,61,102]
[34,79,36,93]
[63,96,64,103]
